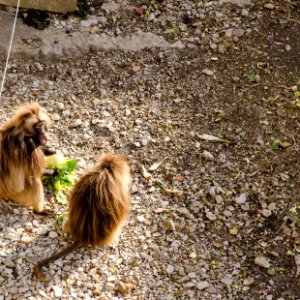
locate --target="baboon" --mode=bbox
[0,102,52,213]
[34,153,131,281]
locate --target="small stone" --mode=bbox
[202,150,214,160]
[229,227,238,235]
[188,272,197,279]
[179,24,187,32]
[62,110,71,117]
[52,113,61,121]
[69,119,82,128]
[241,9,249,16]
[58,102,64,110]
[206,211,216,221]
[243,277,254,286]
[132,65,142,73]
[285,44,291,51]
[255,256,271,269]
[20,234,32,244]
[233,28,245,37]
[92,286,101,296]
[52,286,63,297]
[267,268,276,276]
[235,193,247,205]
[221,274,233,286]
[202,68,214,76]
[48,231,58,238]
[196,281,210,290]
[148,13,155,21]
[261,209,272,218]
[103,111,111,117]
[268,203,276,211]
[225,29,233,37]
[105,282,115,291]
[264,3,274,9]
[137,215,145,223]
[166,264,175,274]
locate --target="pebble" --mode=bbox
[52,113,61,121]
[241,9,249,16]
[179,24,187,32]
[243,277,254,286]
[49,231,58,238]
[221,274,233,286]
[58,102,64,110]
[196,281,210,290]
[52,286,63,297]
[233,28,245,37]
[105,282,115,291]
[148,13,156,21]
[285,44,291,51]
[235,193,247,205]
[268,203,276,211]
[264,3,275,9]
[255,256,271,269]
[202,68,214,76]
[261,209,272,218]
[69,119,82,128]
[206,211,217,221]
[166,265,175,274]
[202,150,214,160]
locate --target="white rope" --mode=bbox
[0,0,21,100]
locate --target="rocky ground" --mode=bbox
[1,0,300,299]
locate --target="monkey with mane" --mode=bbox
[0,102,52,213]
[33,153,131,281]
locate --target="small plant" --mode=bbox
[111,13,120,24]
[246,71,261,83]
[145,0,158,18]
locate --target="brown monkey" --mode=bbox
[33,153,131,281]
[0,102,51,213]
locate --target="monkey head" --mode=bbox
[1,102,51,149]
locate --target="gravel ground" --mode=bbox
[1,1,300,299]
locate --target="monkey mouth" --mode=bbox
[35,121,48,146]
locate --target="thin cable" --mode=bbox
[0,0,21,100]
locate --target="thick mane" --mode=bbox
[0,103,43,181]
[68,154,131,247]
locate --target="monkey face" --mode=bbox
[2,103,51,148]
[22,107,50,147]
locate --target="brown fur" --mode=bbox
[0,102,50,212]
[33,153,131,281]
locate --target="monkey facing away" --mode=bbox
[33,153,131,281]
[0,102,52,213]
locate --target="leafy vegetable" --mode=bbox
[44,151,77,204]
[54,214,65,231]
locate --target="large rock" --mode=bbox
[0,0,77,13]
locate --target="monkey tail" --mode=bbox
[33,240,80,281]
